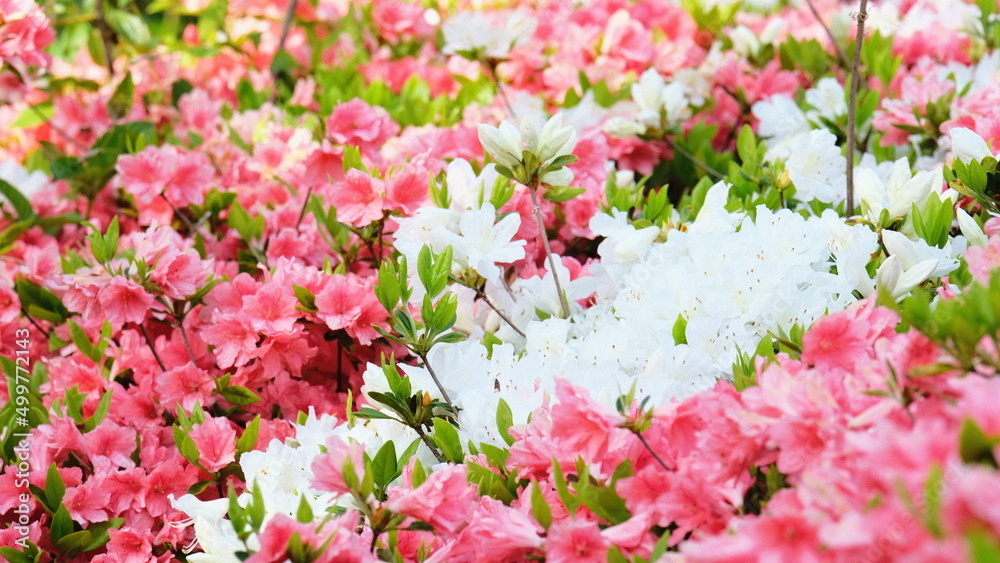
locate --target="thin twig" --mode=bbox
[803,0,850,67]
[635,432,671,473]
[177,322,198,364]
[270,0,298,102]
[528,185,571,318]
[414,425,445,463]
[138,323,167,372]
[93,0,116,75]
[19,309,50,340]
[477,288,525,338]
[28,104,89,153]
[417,352,455,411]
[295,187,313,229]
[665,137,725,180]
[483,61,517,119]
[845,0,870,217]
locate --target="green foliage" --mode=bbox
[895,270,1000,369]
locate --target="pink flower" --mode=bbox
[329,169,386,227]
[311,436,366,496]
[387,464,477,535]
[63,479,111,524]
[548,378,623,463]
[155,362,217,411]
[188,417,237,472]
[326,99,399,158]
[371,0,431,44]
[98,276,154,326]
[682,512,823,563]
[545,518,610,563]
[427,497,543,562]
[200,314,258,369]
[242,283,299,335]
[384,162,428,215]
[964,236,1000,284]
[103,527,154,563]
[83,421,137,469]
[315,274,363,331]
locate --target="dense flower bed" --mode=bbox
[2,0,1000,561]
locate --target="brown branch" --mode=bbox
[803,0,850,67]
[845,0,870,217]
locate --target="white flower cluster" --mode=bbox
[441,10,537,59]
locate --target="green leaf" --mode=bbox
[672,314,688,345]
[44,463,66,511]
[0,178,36,220]
[530,481,552,530]
[432,418,464,463]
[107,72,135,120]
[82,389,113,433]
[106,9,151,45]
[0,547,34,563]
[550,459,578,516]
[959,418,1000,466]
[49,504,73,544]
[543,186,586,203]
[14,278,68,324]
[173,425,202,467]
[55,530,94,557]
[292,285,317,312]
[220,385,261,406]
[371,440,398,490]
[171,79,195,107]
[495,398,515,446]
[11,102,53,129]
[237,415,261,454]
[736,124,759,167]
[577,483,631,525]
[968,527,1000,563]
[296,496,314,524]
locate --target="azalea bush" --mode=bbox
[3,0,1000,561]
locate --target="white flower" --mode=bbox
[445,159,502,211]
[0,160,47,202]
[950,127,994,164]
[631,69,691,130]
[881,229,962,279]
[856,157,935,222]
[752,95,810,161]
[602,116,647,138]
[477,114,578,186]
[875,254,939,300]
[957,208,988,247]
[805,77,847,122]
[441,11,536,59]
[453,203,526,283]
[785,129,846,204]
[591,211,659,265]
[477,120,524,170]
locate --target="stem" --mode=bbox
[528,184,571,318]
[270,0,298,102]
[28,104,89,153]
[477,288,526,338]
[139,323,167,372]
[414,425,445,463]
[20,309,50,339]
[416,352,455,411]
[635,432,671,473]
[664,137,725,180]
[845,0,870,217]
[295,187,313,229]
[94,0,116,75]
[483,60,517,119]
[177,322,198,364]
[803,0,850,67]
